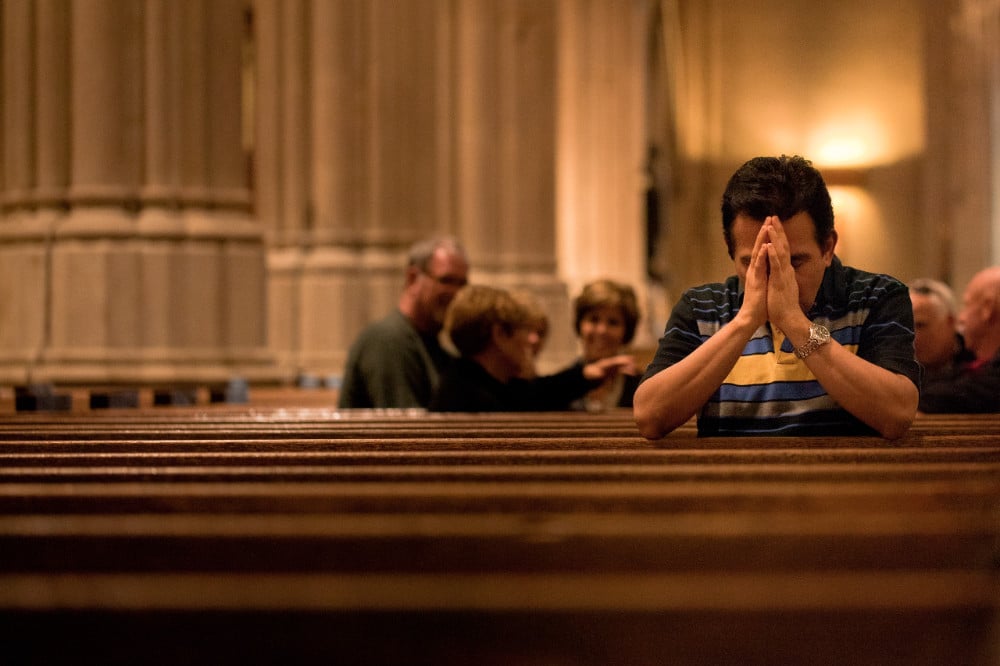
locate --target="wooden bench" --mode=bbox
[0,404,998,665]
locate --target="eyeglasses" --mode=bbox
[423,271,468,288]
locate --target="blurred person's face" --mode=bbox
[910,292,957,370]
[958,274,995,359]
[516,323,547,379]
[416,249,469,330]
[579,306,627,362]
[496,324,541,382]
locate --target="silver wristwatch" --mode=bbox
[793,323,831,359]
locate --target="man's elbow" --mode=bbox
[877,417,913,440]
[879,406,918,440]
[635,416,667,440]
[634,400,679,440]
[633,389,659,439]
[874,384,919,440]
[633,379,698,439]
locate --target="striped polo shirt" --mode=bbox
[642,257,921,436]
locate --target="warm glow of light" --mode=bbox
[828,185,884,272]
[808,115,889,169]
[815,137,869,167]
[829,186,865,230]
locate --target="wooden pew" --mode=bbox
[0,404,998,665]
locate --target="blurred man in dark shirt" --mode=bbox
[919,266,1000,413]
[339,236,469,409]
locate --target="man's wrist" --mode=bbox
[776,314,813,347]
[730,311,763,338]
[793,323,831,359]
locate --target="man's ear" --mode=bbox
[822,231,838,263]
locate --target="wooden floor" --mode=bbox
[1,386,999,665]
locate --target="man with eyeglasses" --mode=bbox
[338,235,470,409]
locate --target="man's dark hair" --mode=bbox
[720,155,834,258]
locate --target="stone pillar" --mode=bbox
[556,0,649,346]
[254,0,649,377]
[36,0,71,207]
[455,0,560,281]
[924,0,999,293]
[0,0,274,386]
[255,0,311,379]
[0,1,48,383]
[258,0,456,379]
[453,0,579,371]
[298,0,372,378]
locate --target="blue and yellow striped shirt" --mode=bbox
[642,257,921,436]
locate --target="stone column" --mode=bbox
[36,0,71,208]
[454,0,560,280]
[0,1,48,383]
[254,0,649,377]
[0,0,274,386]
[924,0,999,293]
[254,0,311,379]
[258,0,456,379]
[299,0,367,378]
[556,0,649,346]
[452,0,579,371]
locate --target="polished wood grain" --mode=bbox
[1,391,997,665]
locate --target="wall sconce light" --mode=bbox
[821,166,867,188]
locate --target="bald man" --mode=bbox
[919,266,1000,413]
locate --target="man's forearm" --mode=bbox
[803,341,918,439]
[635,319,757,438]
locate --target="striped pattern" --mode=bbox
[645,258,920,436]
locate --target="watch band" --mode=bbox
[793,323,831,359]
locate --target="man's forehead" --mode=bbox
[741,212,823,248]
[734,210,817,228]
[967,272,1000,299]
[911,295,946,318]
[430,248,467,269]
